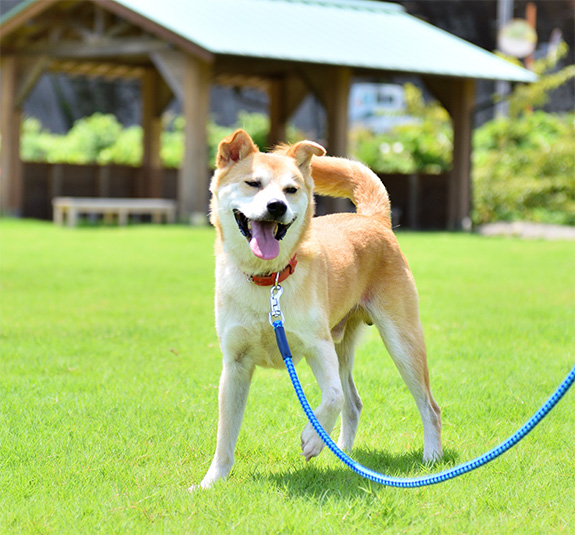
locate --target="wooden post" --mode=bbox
[268,77,287,148]
[268,75,308,148]
[448,78,475,230]
[424,76,476,230]
[141,68,164,198]
[325,66,352,213]
[179,54,211,224]
[326,67,351,157]
[0,56,23,216]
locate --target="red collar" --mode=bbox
[247,255,298,286]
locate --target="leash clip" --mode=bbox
[269,280,285,325]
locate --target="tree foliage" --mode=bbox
[497,41,575,118]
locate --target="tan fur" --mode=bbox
[276,143,391,221]
[191,129,442,491]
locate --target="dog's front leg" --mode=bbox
[191,356,254,490]
[300,339,344,461]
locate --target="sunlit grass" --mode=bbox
[1,220,574,534]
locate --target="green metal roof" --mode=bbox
[1,0,537,82]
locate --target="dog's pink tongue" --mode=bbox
[249,221,279,260]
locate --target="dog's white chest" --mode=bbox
[218,318,308,369]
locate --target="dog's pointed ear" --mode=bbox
[216,129,259,169]
[286,141,326,171]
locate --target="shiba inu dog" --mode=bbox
[192,129,442,490]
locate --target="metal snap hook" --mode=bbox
[269,283,284,325]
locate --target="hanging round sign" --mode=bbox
[498,19,537,58]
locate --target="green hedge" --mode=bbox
[20,111,290,169]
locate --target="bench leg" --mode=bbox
[68,208,79,227]
[118,210,128,226]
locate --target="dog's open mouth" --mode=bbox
[233,210,293,260]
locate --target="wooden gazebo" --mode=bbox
[0,0,535,228]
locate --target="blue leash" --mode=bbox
[269,286,575,487]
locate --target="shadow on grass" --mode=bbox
[264,447,459,498]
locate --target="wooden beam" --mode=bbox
[50,60,146,80]
[156,76,174,114]
[178,54,212,223]
[284,75,309,120]
[0,56,23,216]
[16,37,170,59]
[16,56,49,106]
[267,75,308,148]
[295,65,351,155]
[214,73,269,92]
[297,65,330,109]
[150,50,185,102]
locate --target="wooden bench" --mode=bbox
[52,197,177,227]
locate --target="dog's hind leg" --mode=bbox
[367,288,443,463]
[191,355,255,490]
[335,316,364,451]
[300,339,344,461]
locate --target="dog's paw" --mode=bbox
[422,445,443,464]
[188,480,212,493]
[188,477,218,492]
[300,424,325,461]
[189,467,227,492]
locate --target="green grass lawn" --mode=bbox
[1,219,574,534]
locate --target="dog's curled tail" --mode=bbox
[310,156,391,224]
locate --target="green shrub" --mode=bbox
[21,113,125,165]
[472,111,575,225]
[160,114,185,168]
[98,125,142,165]
[21,117,57,162]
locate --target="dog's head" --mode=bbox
[210,129,325,272]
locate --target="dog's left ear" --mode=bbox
[287,141,326,171]
[216,129,259,169]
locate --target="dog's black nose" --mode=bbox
[267,200,287,219]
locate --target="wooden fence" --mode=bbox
[21,163,448,229]
[22,163,178,220]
